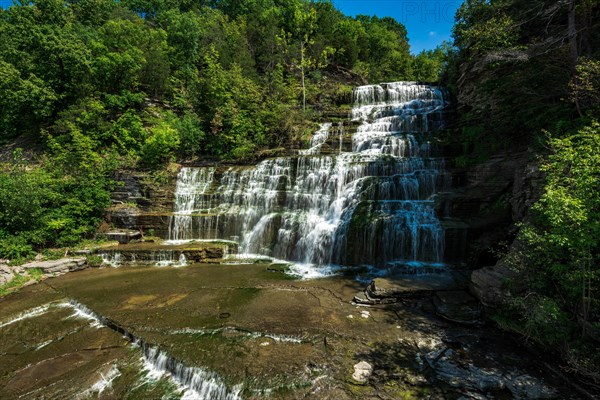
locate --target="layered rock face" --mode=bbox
[439,151,542,267]
[443,153,542,306]
[104,170,178,238]
[155,82,452,273]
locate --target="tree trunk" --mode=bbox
[568,0,578,64]
[301,41,306,112]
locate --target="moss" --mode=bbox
[349,201,372,230]
[347,381,373,395]
[86,254,104,267]
[0,267,46,296]
[0,273,30,296]
[27,267,44,281]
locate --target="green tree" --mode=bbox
[506,121,600,378]
[140,119,180,166]
[0,61,58,139]
[412,43,452,83]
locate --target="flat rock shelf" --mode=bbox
[0,264,574,399]
[97,241,239,266]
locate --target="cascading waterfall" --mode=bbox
[168,82,450,273]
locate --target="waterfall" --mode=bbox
[168,82,450,272]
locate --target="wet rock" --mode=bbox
[352,291,372,304]
[355,275,469,305]
[352,361,373,383]
[97,241,238,266]
[433,290,482,325]
[101,230,142,244]
[74,249,92,255]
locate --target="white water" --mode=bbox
[167,326,304,344]
[77,365,121,399]
[0,302,71,328]
[139,343,243,400]
[168,82,450,275]
[0,299,242,399]
[99,250,189,267]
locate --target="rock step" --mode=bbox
[101,230,142,244]
[354,276,482,325]
[433,290,482,325]
[22,258,87,274]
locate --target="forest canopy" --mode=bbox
[0,0,447,161]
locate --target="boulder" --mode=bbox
[352,361,373,384]
[355,274,469,305]
[0,264,14,286]
[470,261,515,308]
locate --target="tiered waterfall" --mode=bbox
[168,82,450,272]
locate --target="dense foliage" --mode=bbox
[449,0,600,156]
[0,144,115,260]
[0,0,444,162]
[497,121,600,383]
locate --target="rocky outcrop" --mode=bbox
[470,261,516,308]
[110,170,177,212]
[105,169,178,237]
[440,149,543,269]
[22,258,87,275]
[354,274,468,305]
[0,263,17,286]
[100,230,142,244]
[417,336,557,399]
[97,241,238,266]
[0,257,90,293]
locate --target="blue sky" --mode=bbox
[333,0,460,53]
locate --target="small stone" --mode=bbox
[352,361,373,383]
[360,311,370,319]
[0,265,15,286]
[260,342,270,347]
[74,249,92,255]
[346,315,354,319]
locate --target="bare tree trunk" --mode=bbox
[301,40,306,112]
[568,0,578,63]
